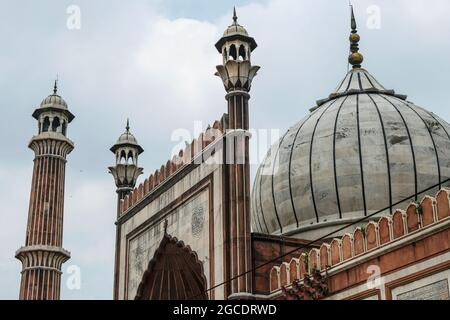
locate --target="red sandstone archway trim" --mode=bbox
[134,230,208,300]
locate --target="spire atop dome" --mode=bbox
[233,6,238,25]
[53,79,58,95]
[350,4,357,31]
[126,118,130,133]
[348,5,363,69]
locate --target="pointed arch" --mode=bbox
[238,45,246,60]
[134,232,208,300]
[229,44,237,60]
[52,117,61,132]
[62,120,67,136]
[43,117,50,132]
[127,150,134,165]
[120,150,127,164]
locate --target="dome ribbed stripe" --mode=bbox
[332,96,349,219]
[309,99,339,223]
[357,72,363,90]
[344,73,354,92]
[368,94,393,211]
[335,72,350,93]
[363,72,376,88]
[356,94,368,216]
[287,113,319,228]
[426,112,450,141]
[271,131,291,233]
[378,94,418,201]
[257,161,270,233]
[252,166,264,233]
[400,99,442,190]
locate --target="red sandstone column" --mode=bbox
[215,9,260,299]
[225,91,254,297]
[16,84,74,300]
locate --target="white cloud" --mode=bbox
[134,17,221,109]
[0,166,32,299]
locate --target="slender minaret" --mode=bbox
[215,8,260,299]
[109,120,143,299]
[16,81,75,300]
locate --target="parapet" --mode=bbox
[269,188,450,293]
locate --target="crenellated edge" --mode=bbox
[119,115,228,215]
[269,188,450,294]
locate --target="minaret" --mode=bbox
[215,8,260,299]
[16,81,75,300]
[109,120,143,299]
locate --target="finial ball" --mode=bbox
[349,52,364,66]
[349,33,360,43]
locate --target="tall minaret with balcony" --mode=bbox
[215,8,260,299]
[16,81,75,300]
[109,120,144,299]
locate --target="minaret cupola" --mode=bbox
[215,8,260,93]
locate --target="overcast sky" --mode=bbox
[0,0,449,299]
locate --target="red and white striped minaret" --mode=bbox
[215,8,259,299]
[16,81,75,300]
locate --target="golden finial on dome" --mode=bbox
[348,5,363,69]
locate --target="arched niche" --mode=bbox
[42,117,50,132]
[238,44,246,60]
[52,117,61,132]
[134,232,208,300]
[229,44,237,60]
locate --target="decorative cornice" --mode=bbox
[15,245,71,271]
[216,60,260,93]
[28,132,74,157]
[16,245,71,258]
[109,164,143,190]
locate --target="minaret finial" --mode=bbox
[126,118,130,133]
[350,4,357,32]
[348,4,363,69]
[53,78,58,95]
[233,6,238,25]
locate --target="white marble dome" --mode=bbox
[223,23,248,37]
[251,68,450,238]
[110,123,144,155]
[40,93,68,109]
[117,131,139,145]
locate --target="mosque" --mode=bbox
[16,7,450,300]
